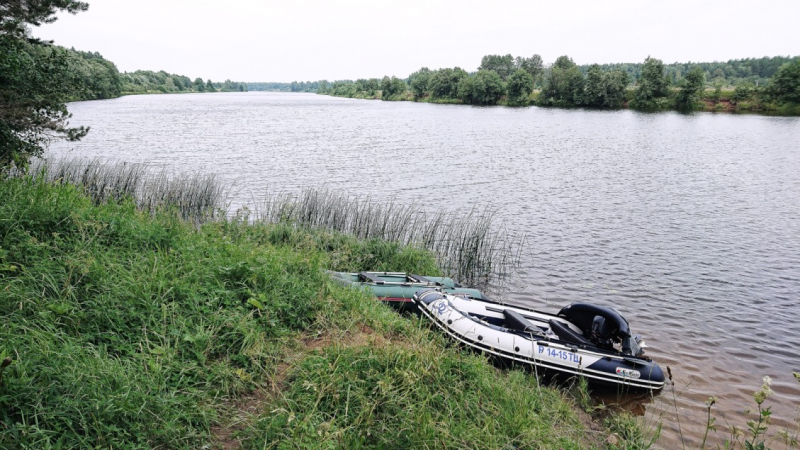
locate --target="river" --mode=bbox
[50,92,800,447]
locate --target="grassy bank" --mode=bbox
[0,175,641,449]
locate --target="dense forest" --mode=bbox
[308,54,800,113]
[582,56,797,87]
[42,47,249,100]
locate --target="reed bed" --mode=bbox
[20,157,227,223]
[256,188,522,284]
[13,157,520,282]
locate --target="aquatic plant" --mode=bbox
[14,158,519,283]
[255,188,522,284]
[19,157,227,223]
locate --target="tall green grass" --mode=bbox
[17,158,520,283]
[256,188,521,284]
[21,157,227,223]
[242,342,588,449]
[0,176,618,449]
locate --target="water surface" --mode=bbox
[51,92,800,447]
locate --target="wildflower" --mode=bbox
[706,396,717,407]
[753,375,774,405]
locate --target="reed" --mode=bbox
[14,157,520,282]
[255,188,522,284]
[19,157,226,223]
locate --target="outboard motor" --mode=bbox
[558,303,645,356]
[590,315,615,349]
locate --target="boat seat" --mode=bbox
[548,319,592,346]
[503,309,544,335]
[409,274,444,286]
[358,272,384,284]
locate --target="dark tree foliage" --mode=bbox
[1,0,88,40]
[122,71,245,94]
[1,1,93,169]
[583,64,605,106]
[579,56,799,87]
[506,68,534,104]
[430,67,468,99]
[458,70,505,105]
[479,54,515,80]
[408,67,432,99]
[600,70,629,108]
[380,76,407,99]
[583,65,629,108]
[317,52,797,111]
[767,60,800,103]
[632,57,670,109]
[674,67,705,110]
[69,49,122,99]
[539,56,585,106]
[0,36,88,168]
[516,54,544,81]
[552,55,577,70]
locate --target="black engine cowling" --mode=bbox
[557,303,643,356]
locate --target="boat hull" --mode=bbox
[414,290,665,391]
[328,271,486,310]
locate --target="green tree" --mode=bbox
[553,55,577,70]
[479,54,515,80]
[1,1,91,169]
[459,70,506,105]
[539,56,585,106]
[409,67,432,99]
[767,60,800,103]
[430,67,468,99]
[583,64,605,106]
[506,68,534,104]
[380,76,407,100]
[674,67,705,110]
[206,79,216,92]
[632,56,670,109]
[69,50,122,100]
[601,70,630,108]
[516,54,544,81]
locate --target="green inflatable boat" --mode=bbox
[328,271,486,310]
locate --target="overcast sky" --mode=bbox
[33,0,800,82]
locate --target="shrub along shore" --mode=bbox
[0,167,655,449]
[311,54,800,115]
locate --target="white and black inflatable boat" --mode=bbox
[413,290,665,390]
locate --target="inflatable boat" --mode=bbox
[413,289,665,390]
[328,271,486,311]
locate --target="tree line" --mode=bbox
[1,1,249,170]
[247,81,321,92]
[584,56,798,88]
[121,69,246,95]
[308,53,800,111]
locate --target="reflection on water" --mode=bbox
[51,92,800,447]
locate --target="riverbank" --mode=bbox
[323,90,800,115]
[0,173,651,449]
